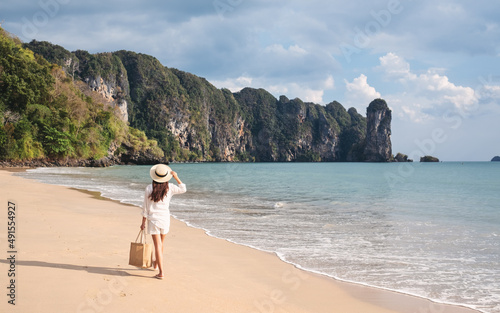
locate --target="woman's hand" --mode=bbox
[140,223,145,230]
[171,171,183,184]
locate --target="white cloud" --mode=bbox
[289,44,308,55]
[400,105,429,123]
[324,75,335,89]
[416,71,477,109]
[267,84,288,95]
[265,82,325,103]
[210,76,254,92]
[378,53,500,161]
[298,87,324,103]
[473,80,500,116]
[345,74,380,98]
[378,52,410,79]
[211,76,327,104]
[264,44,308,56]
[479,83,500,100]
[436,3,466,16]
[344,74,381,113]
[264,44,307,56]
[377,53,479,121]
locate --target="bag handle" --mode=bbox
[135,229,148,244]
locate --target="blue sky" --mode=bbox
[2,0,499,161]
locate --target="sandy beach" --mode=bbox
[0,169,481,313]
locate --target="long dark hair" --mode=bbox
[149,181,169,202]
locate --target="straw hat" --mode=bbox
[150,164,172,183]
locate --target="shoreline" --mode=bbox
[0,168,483,313]
[175,217,486,313]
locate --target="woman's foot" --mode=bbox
[155,274,164,280]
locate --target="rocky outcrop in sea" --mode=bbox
[364,99,392,162]
[420,155,439,162]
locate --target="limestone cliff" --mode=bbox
[84,75,128,122]
[364,99,392,162]
[23,40,393,162]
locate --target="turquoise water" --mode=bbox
[18,162,500,313]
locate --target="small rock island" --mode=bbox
[420,155,439,162]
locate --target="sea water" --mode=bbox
[17,162,500,313]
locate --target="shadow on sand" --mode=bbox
[0,259,151,277]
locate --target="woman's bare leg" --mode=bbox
[160,234,166,253]
[153,234,167,270]
[152,234,163,277]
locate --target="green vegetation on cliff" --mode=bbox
[0,28,162,163]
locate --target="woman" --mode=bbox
[141,164,186,279]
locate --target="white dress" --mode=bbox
[141,183,187,233]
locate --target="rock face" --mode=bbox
[24,40,394,162]
[420,155,439,162]
[364,99,392,162]
[491,156,500,162]
[85,75,129,122]
[75,50,130,122]
[394,152,412,162]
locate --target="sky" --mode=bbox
[1,0,500,161]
